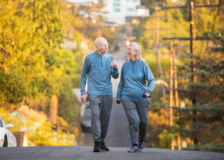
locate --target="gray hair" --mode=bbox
[94,37,107,47]
[129,42,141,61]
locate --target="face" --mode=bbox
[96,40,108,54]
[127,44,137,61]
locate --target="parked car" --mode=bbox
[0,117,17,147]
[80,103,91,132]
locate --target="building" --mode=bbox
[68,0,148,24]
[103,0,141,24]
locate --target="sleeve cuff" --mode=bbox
[81,91,86,95]
[145,89,151,95]
[116,94,121,99]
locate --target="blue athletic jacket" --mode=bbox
[117,60,155,102]
[80,51,119,95]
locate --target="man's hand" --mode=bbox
[116,98,121,104]
[81,95,87,104]
[111,56,117,68]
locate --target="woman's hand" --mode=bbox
[143,92,151,98]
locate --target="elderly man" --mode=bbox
[80,37,119,152]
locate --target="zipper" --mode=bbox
[131,61,135,75]
[101,56,103,69]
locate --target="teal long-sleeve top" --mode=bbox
[80,51,119,96]
[117,60,155,102]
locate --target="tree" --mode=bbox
[177,31,224,152]
[138,0,224,151]
[0,0,63,105]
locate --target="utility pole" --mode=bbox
[169,43,174,128]
[170,43,181,150]
[162,0,221,146]
[173,46,181,150]
[169,43,174,150]
[189,1,198,145]
[155,2,160,78]
[154,2,166,101]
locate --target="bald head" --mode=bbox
[95,37,107,47]
[95,37,108,54]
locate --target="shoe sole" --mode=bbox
[128,150,138,153]
[137,149,143,152]
[101,149,109,151]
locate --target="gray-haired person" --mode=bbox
[80,37,119,152]
[116,42,155,153]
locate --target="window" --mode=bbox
[113,2,120,7]
[113,8,121,12]
[127,0,139,2]
[127,8,134,12]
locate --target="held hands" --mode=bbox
[81,94,87,104]
[111,56,117,68]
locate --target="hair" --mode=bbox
[128,42,141,61]
[94,37,107,47]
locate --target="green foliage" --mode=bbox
[76,0,115,46]
[0,0,119,146]
[141,0,166,14]
[58,85,80,126]
[143,51,170,77]
[0,0,63,104]
[29,120,74,146]
[0,108,75,146]
[194,142,224,153]
[45,49,78,95]
[139,0,224,152]
[0,0,82,145]
[139,0,188,51]
[71,74,81,88]
[177,33,224,149]
[159,130,176,149]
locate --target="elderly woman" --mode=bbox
[116,42,155,153]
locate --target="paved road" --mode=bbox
[106,99,130,147]
[0,146,223,160]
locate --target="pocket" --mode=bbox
[121,100,136,110]
[142,101,150,111]
[88,95,100,104]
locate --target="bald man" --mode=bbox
[80,37,119,152]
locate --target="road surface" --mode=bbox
[0,146,223,160]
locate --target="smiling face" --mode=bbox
[96,39,108,55]
[127,44,138,61]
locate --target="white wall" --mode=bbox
[104,0,141,24]
[68,0,141,24]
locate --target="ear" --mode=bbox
[135,50,139,58]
